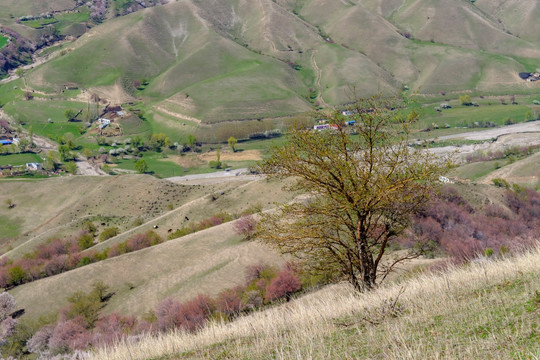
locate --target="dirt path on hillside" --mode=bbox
[167,168,263,185]
[154,106,203,124]
[311,50,327,108]
[0,39,73,85]
[438,121,540,141]
[76,155,107,176]
[478,151,540,185]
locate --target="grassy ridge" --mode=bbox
[88,248,540,360]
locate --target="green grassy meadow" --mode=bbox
[419,103,535,130]
[0,215,22,241]
[0,35,9,49]
[451,160,501,181]
[4,99,89,139]
[0,153,42,166]
[21,18,58,29]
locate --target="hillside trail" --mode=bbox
[167,168,262,185]
[76,155,107,176]
[93,177,264,250]
[311,50,327,108]
[154,105,203,124]
[478,151,540,185]
[0,39,72,85]
[1,175,124,259]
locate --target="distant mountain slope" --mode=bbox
[474,0,540,44]
[15,0,540,122]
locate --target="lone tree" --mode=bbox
[228,136,238,152]
[257,94,451,292]
[135,159,148,174]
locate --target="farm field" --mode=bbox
[0,35,8,49]
[0,153,42,166]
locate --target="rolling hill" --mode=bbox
[1,1,540,358]
[4,0,537,126]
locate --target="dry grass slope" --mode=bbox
[7,177,296,318]
[10,218,285,319]
[90,247,540,359]
[0,175,216,258]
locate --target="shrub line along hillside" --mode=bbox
[89,246,540,359]
[0,209,256,288]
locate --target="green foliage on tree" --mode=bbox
[8,265,26,286]
[5,198,14,209]
[228,136,238,152]
[58,145,74,162]
[77,233,94,250]
[82,147,94,159]
[82,221,97,236]
[257,94,451,292]
[64,161,77,175]
[28,126,33,146]
[135,159,148,174]
[66,281,111,327]
[99,227,119,242]
[64,109,76,121]
[460,94,472,105]
[209,148,222,169]
[149,133,171,151]
[43,151,58,171]
[187,134,196,147]
[132,135,143,149]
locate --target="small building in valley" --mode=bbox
[26,162,42,171]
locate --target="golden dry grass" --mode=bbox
[89,247,540,359]
[10,218,285,319]
[8,177,296,318]
[0,175,214,258]
[479,151,540,186]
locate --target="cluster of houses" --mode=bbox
[313,111,357,131]
[0,162,42,176]
[95,105,125,135]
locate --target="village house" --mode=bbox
[26,162,42,171]
[97,118,111,130]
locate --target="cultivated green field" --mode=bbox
[4,99,89,139]
[0,153,42,166]
[0,35,8,49]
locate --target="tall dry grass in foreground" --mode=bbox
[90,248,540,359]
